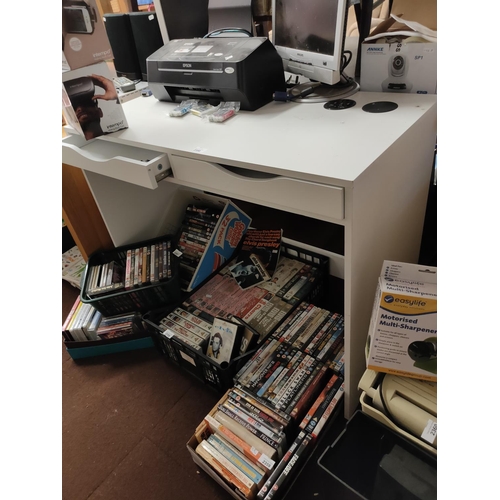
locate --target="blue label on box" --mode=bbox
[189,201,252,290]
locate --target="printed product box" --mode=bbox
[360,42,437,94]
[366,260,437,382]
[62,61,128,140]
[360,14,437,94]
[62,0,113,72]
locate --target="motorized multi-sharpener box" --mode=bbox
[366,261,437,382]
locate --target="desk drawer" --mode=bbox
[62,134,171,189]
[169,155,344,222]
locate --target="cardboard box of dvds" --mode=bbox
[365,260,437,382]
[62,0,113,72]
[186,391,248,500]
[62,61,128,141]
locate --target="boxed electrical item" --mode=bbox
[360,14,437,94]
[62,0,113,72]
[62,61,128,140]
[365,260,437,382]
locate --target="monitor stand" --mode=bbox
[290,79,360,103]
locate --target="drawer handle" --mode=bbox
[216,163,279,180]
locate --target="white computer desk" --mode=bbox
[62,91,437,418]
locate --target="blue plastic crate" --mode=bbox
[65,335,154,360]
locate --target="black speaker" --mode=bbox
[129,12,164,81]
[103,13,142,80]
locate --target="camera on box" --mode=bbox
[62,0,113,71]
[63,0,97,34]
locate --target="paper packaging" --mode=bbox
[62,0,113,72]
[62,62,129,141]
[360,14,437,94]
[365,260,437,382]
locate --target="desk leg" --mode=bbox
[62,163,114,261]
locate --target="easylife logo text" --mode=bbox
[384,295,427,307]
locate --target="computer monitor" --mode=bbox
[153,0,209,43]
[271,0,358,102]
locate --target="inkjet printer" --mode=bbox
[146,37,286,111]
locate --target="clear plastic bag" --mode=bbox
[204,102,241,123]
[169,99,199,117]
[190,101,220,117]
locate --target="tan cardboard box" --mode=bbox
[62,0,113,71]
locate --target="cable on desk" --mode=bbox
[203,27,253,38]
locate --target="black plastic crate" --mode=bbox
[232,241,331,341]
[143,306,259,393]
[266,241,329,312]
[143,241,329,393]
[80,234,181,316]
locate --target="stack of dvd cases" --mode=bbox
[80,234,180,316]
[189,354,345,500]
[187,296,346,499]
[177,204,223,290]
[145,242,330,393]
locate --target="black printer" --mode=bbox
[146,37,286,111]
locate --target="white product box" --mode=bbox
[360,14,437,94]
[62,62,128,141]
[360,42,437,94]
[366,260,437,382]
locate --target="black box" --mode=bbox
[318,411,437,500]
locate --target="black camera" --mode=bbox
[63,0,97,34]
[391,55,406,77]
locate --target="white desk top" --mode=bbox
[99,91,437,185]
